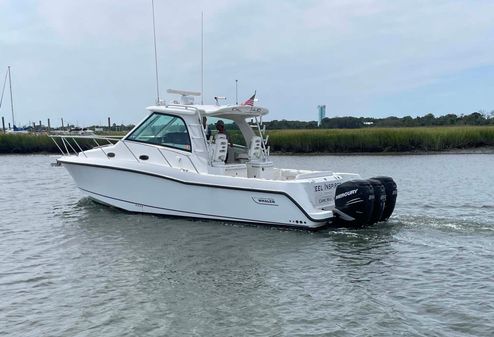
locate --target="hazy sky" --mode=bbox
[1,0,493,126]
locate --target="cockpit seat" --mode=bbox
[212,134,228,163]
[248,136,262,160]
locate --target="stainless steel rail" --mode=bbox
[50,134,200,174]
[49,134,121,157]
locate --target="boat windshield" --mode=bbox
[126,113,191,151]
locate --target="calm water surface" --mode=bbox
[0,154,493,336]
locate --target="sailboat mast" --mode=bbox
[0,69,7,110]
[8,66,14,127]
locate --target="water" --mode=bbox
[1,154,493,336]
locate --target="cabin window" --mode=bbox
[126,113,191,152]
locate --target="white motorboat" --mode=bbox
[51,90,397,230]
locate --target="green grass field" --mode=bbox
[1,126,494,154]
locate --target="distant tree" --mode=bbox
[320,117,362,128]
[376,116,402,127]
[417,113,435,126]
[401,116,413,127]
[261,110,494,129]
[305,121,318,128]
[436,114,458,125]
[462,112,485,125]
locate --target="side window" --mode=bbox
[126,113,191,151]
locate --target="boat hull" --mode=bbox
[62,162,331,230]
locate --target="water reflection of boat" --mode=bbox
[51,90,397,230]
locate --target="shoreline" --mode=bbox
[271,146,494,156]
[1,146,493,156]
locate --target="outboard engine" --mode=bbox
[367,179,386,225]
[371,176,397,221]
[333,180,375,227]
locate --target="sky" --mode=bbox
[1,0,493,127]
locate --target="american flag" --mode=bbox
[242,91,256,106]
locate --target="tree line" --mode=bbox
[13,110,493,133]
[264,111,494,129]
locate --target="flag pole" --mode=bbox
[235,79,238,105]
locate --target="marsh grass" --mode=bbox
[0,134,96,154]
[1,126,494,154]
[266,126,494,153]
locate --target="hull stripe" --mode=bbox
[80,187,327,230]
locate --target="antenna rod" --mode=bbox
[201,11,204,105]
[235,79,238,105]
[8,66,15,127]
[151,0,160,104]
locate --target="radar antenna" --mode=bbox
[167,89,200,105]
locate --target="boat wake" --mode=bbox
[392,213,494,234]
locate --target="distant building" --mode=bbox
[317,105,326,126]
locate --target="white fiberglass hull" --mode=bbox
[61,161,333,230]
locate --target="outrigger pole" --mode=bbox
[201,11,204,105]
[151,0,160,104]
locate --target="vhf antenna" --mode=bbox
[235,79,238,105]
[151,0,160,104]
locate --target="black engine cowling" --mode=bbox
[367,179,386,225]
[371,176,397,221]
[333,180,375,227]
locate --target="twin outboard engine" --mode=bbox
[372,176,398,221]
[368,179,386,224]
[332,176,397,227]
